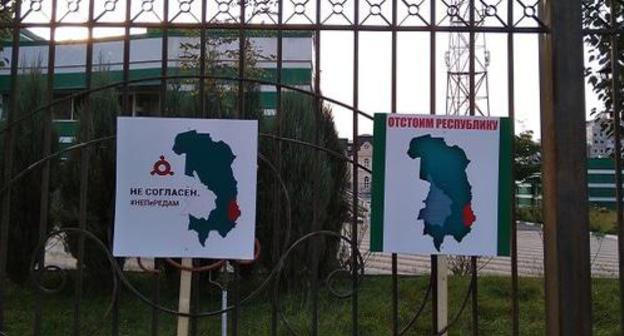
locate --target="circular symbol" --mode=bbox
[294,3,305,14]
[179,0,192,12]
[30,0,43,12]
[67,0,81,13]
[151,155,175,176]
[142,0,154,12]
[408,4,419,15]
[218,2,230,12]
[104,0,118,11]
[332,3,343,14]
[523,6,535,17]
[447,5,458,17]
[370,4,381,15]
[485,5,496,16]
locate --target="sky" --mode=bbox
[22,1,601,140]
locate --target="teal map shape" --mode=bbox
[407,135,476,251]
[173,130,241,246]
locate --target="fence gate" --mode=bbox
[0,0,618,335]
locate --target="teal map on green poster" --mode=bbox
[407,135,476,250]
[173,130,241,246]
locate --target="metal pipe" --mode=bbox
[0,21,549,34]
[33,0,57,334]
[73,1,96,334]
[507,0,519,334]
[0,1,22,330]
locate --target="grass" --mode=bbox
[517,206,618,235]
[2,273,621,335]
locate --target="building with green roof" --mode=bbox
[0,29,313,147]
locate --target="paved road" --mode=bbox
[44,234,154,272]
[359,222,620,277]
[45,222,619,277]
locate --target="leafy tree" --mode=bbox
[3,66,58,283]
[175,30,269,119]
[514,130,541,182]
[583,1,624,149]
[57,69,120,286]
[256,93,349,285]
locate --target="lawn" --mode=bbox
[2,273,621,335]
[517,206,619,235]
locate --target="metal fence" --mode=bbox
[0,0,619,335]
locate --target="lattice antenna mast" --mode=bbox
[445,1,491,116]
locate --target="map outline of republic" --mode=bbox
[407,134,476,251]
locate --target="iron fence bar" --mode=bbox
[311,0,322,332]
[231,264,240,335]
[392,255,398,335]
[0,1,21,331]
[391,0,399,335]
[159,0,169,117]
[33,1,58,334]
[190,261,199,336]
[469,0,475,116]
[0,21,548,33]
[468,1,479,335]
[239,0,246,120]
[430,0,438,332]
[352,0,360,332]
[190,1,210,334]
[431,256,438,333]
[73,1,96,335]
[33,0,57,335]
[507,0,519,334]
[117,3,132,336]
[538,0,592,334]
[113,2,133,334]
[152,2,171,336]
[123,0,132,116]
[151,265,161,336]
[271,0,284,333]
[608,0,624,333]
[430,0,438,331]
[198,0,207,117]
[232,0,248,334]
[470,257,478,336]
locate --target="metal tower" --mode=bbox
[445,1,491,116]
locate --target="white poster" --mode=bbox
[113,117,258,259]
[370,114,512,256]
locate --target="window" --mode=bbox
[364,176,370,189]
[364,158,369,167]
[134,92,160,116]
[52,94,74,120]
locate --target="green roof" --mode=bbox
[0,67,311,92]
[2,28,313,47]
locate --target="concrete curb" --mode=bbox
[518,220,618,240]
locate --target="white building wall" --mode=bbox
[0,35,312,74]
[586,119,623,158]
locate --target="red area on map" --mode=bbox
[227,199,241,222]
[462,203,476,227]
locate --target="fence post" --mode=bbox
[436,256,448,336]
[538,0,592,335]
